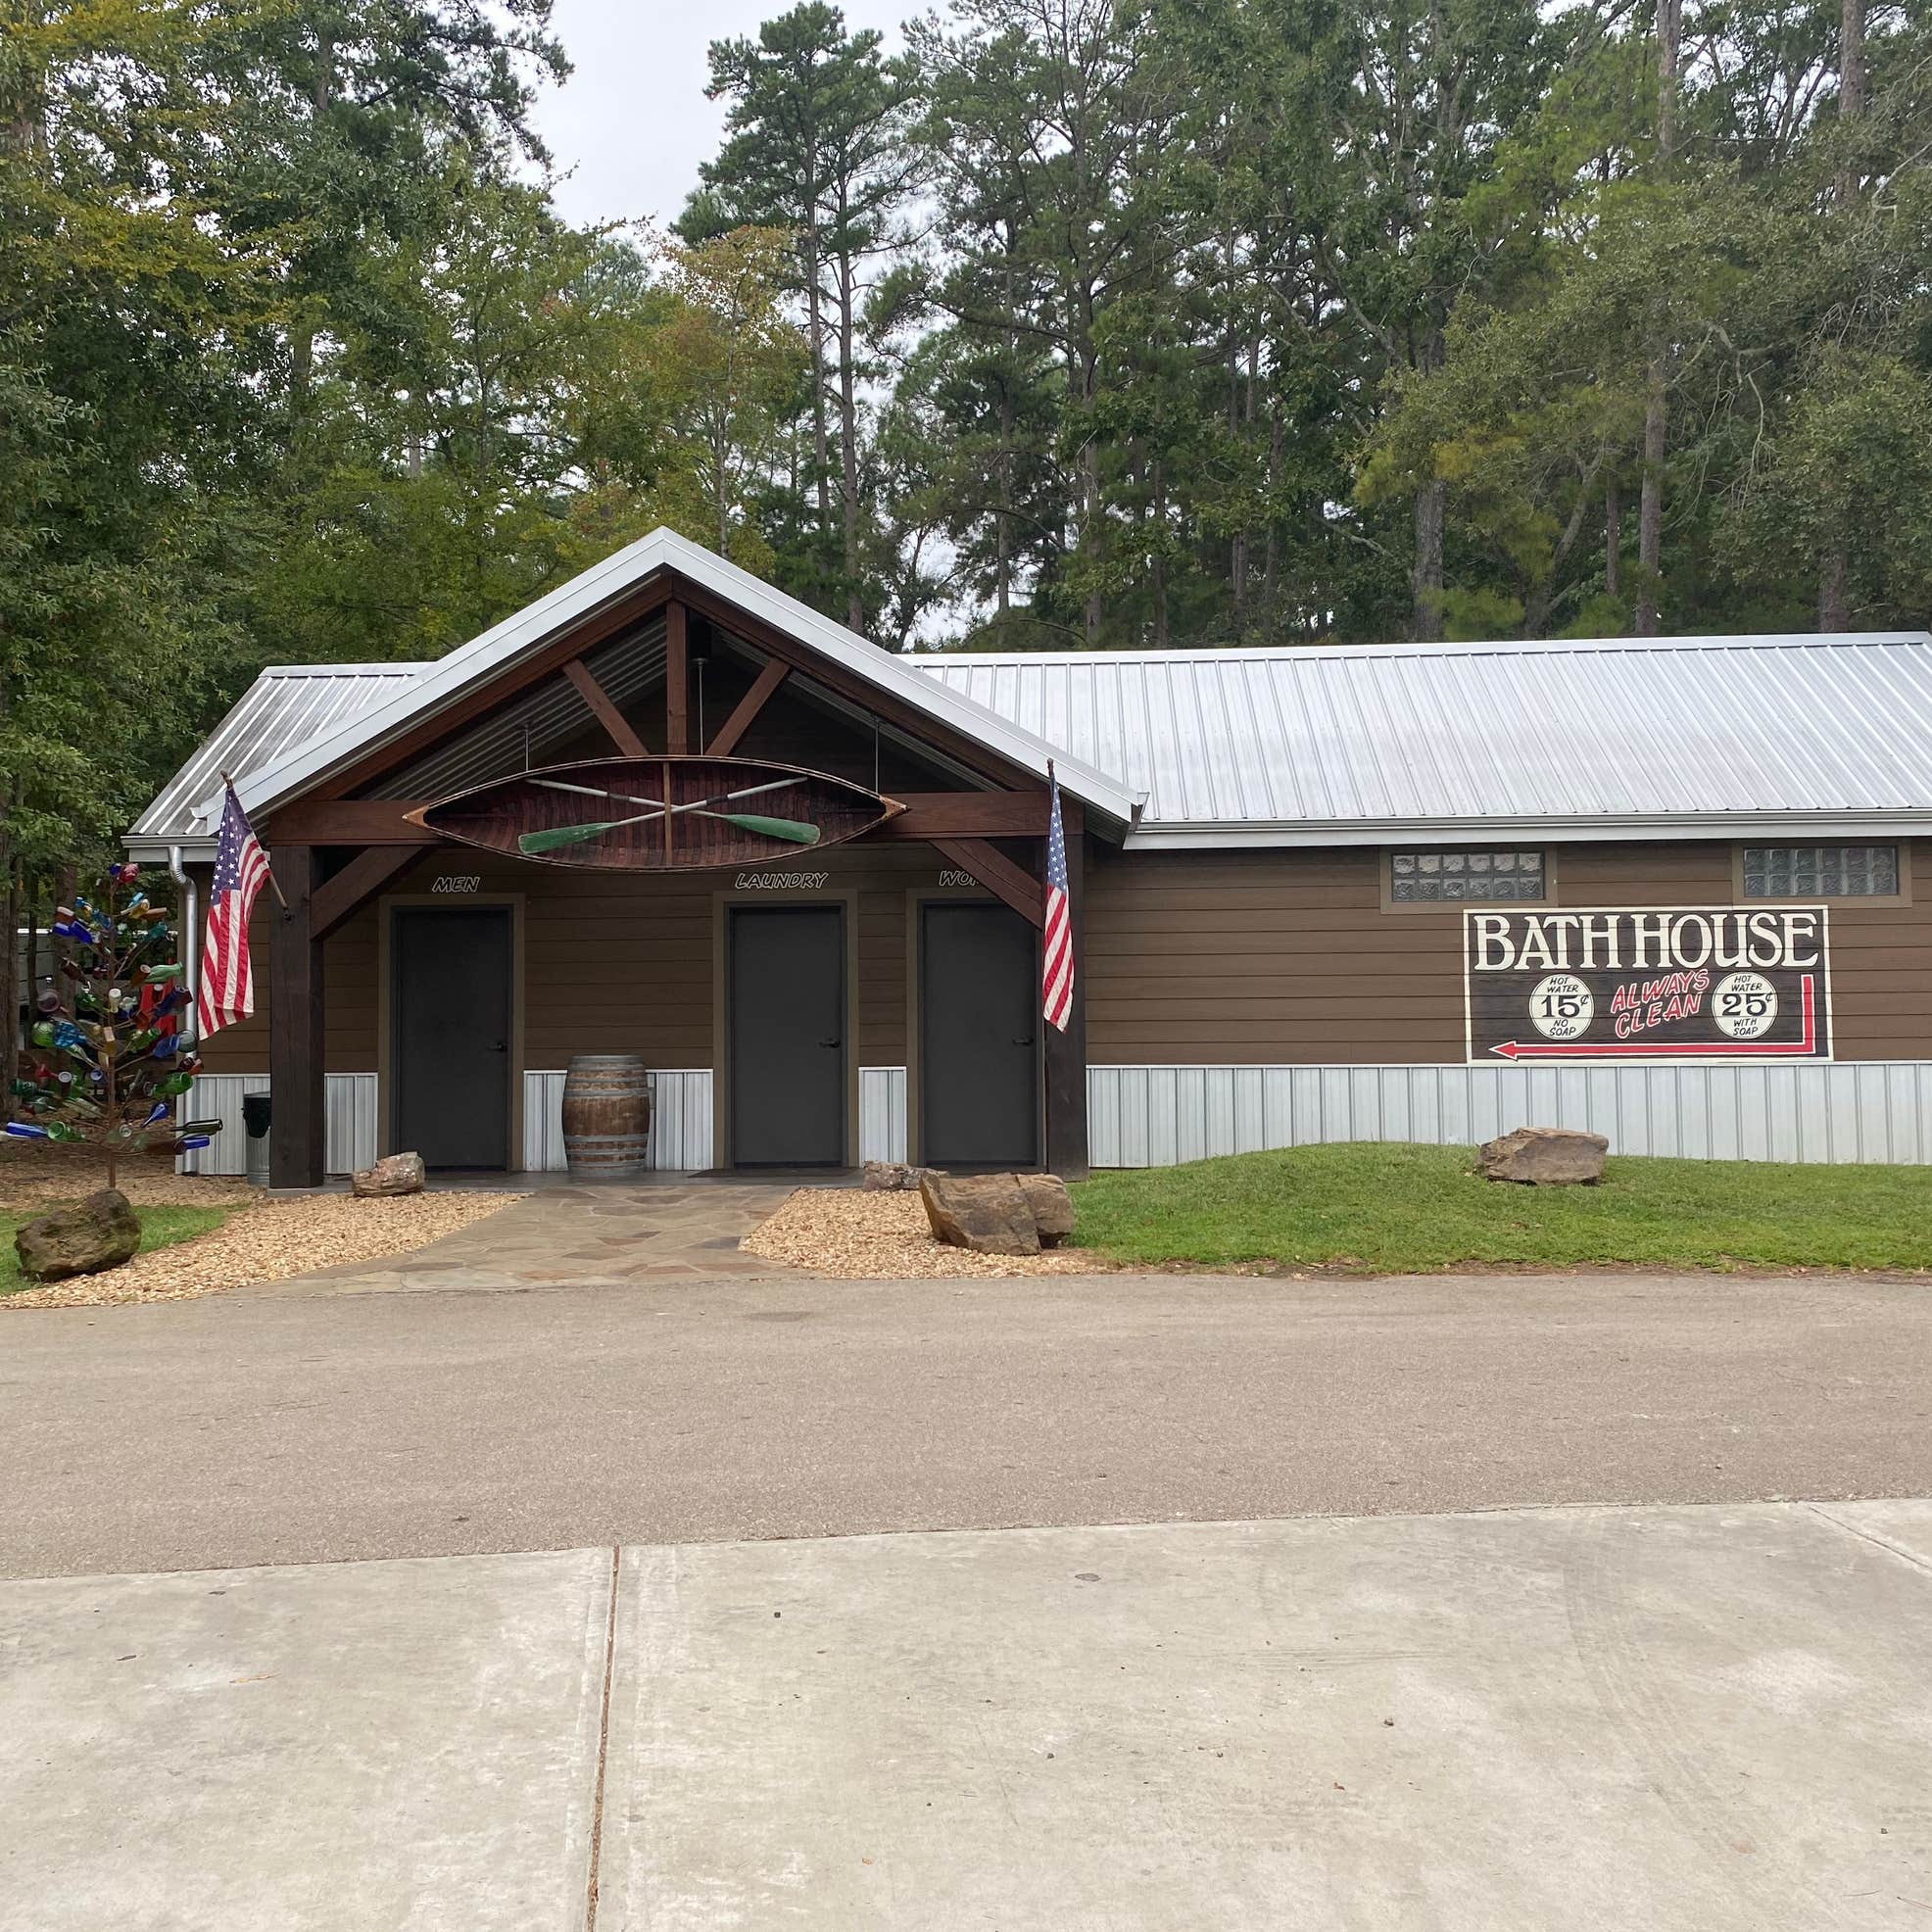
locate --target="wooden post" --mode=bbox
[665,602,689,754]
[1042,814,1088,1179]
[268,845,326,1188]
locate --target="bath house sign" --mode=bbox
[1463,906,1832,1063]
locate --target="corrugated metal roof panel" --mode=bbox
[130,663,428,844]
[906,632,1932,839]
[132,627,1932,855]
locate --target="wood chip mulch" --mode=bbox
[3,1146,518,1311]
[740,1186,1115,1280]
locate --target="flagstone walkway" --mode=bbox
[251,1179,807,1294]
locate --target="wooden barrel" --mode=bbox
[560,1055,652,1179]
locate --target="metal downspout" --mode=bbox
[167,845,199,1042]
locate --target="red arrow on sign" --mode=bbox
[1489,974,1818,1061]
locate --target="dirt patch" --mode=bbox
[741,1186,1115,1280]
[3,1143,521,1309]
[0,1143,262,1209]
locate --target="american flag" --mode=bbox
[198,782,271,1037]
[1042,766,1075,1032]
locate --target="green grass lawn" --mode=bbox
[1,1205,231,1295]
[1069,1141,1932,1276]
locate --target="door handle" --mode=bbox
[819,1037,842,1049]
[492,1038,507,1052]
[1013,1036,1035,1046]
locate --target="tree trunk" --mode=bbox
[1604,480,1621,604]
[1263,415,1283,609]
[1818,0,1865,625]
[289,38,334,420]
[995,391,1012,619]
[803,183,831,538]
[1151,462,1169,650]
[1840,0,1866,121]
[1,853,20,1103]
[1411,482,1445,641]
[1636,366,1666,636]
[1636,0,1681,639]
[1083,432,1103,647]
[838,251,863,633]
[1818,549,1852,631]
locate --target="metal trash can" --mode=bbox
[241,1092,272,1187]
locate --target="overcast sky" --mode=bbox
[527,0,915,233]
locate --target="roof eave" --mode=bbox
[1124,810,1932,850]
[225,531,1142,828]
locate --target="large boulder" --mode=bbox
[919,1173,1040,1255]
[1013,1173,1076,1246]
[918,1171,1077,1255]
[15,1187,141,1281]
[352,1151,426,1198]
[1478,1126,1608,1185]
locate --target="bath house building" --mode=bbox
[126,529,1932,1184]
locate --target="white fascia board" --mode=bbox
[228,528,1142,828]
[1123,811,1932,850]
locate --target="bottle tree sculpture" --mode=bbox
[5,862,217,1188]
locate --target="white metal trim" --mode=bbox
[522,1068,715,1172]
[178,1073,377,1177]
[859,1067,908,1164]
[1086,1061,1932,1168]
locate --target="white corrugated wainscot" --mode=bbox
[1086,1062,1932,1168]
[859,1068,908,1164]
[522,1069,713,1172]
[179,1074,378,1178]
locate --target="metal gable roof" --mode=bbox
[199,528,1142,835]
[907,631,1932,846]
[128,662,429,849]
[130,591,1932,859]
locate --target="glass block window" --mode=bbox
[1390,849,1546,902]
[1742,845,1898,898]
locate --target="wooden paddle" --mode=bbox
[517,776,820,854]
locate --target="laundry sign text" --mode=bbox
[1464,906,1831,1063]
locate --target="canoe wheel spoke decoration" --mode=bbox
[405,757,904,872]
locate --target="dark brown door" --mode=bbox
[729,904,845,1166]
[392,906,511,1169]
[922,901,1038,1169]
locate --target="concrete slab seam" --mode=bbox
[584,1546,620,1932]
[1806,1503,1932,1577]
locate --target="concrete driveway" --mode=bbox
[5,1500,1930,1931]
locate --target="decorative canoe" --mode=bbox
[404,756,905,872]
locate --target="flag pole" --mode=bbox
[221,772,289,908]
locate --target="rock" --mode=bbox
[919,1172,1040,1255]
[15,1187,141,1281]
[352,1151,426,1198]
[1013,1173,1076,1247]
[862,1161,931,1191]
[1477,1126,1608,1184]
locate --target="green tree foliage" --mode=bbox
[680,4,921,628]
[4,0,1928,1000]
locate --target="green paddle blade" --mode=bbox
[715,812,821,845]
[519,819,619,853]
[519,812,820,855]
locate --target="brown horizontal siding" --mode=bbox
[202,842,941,1076]
[1086,840,1932,1064]
[198,835,1932,1080]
